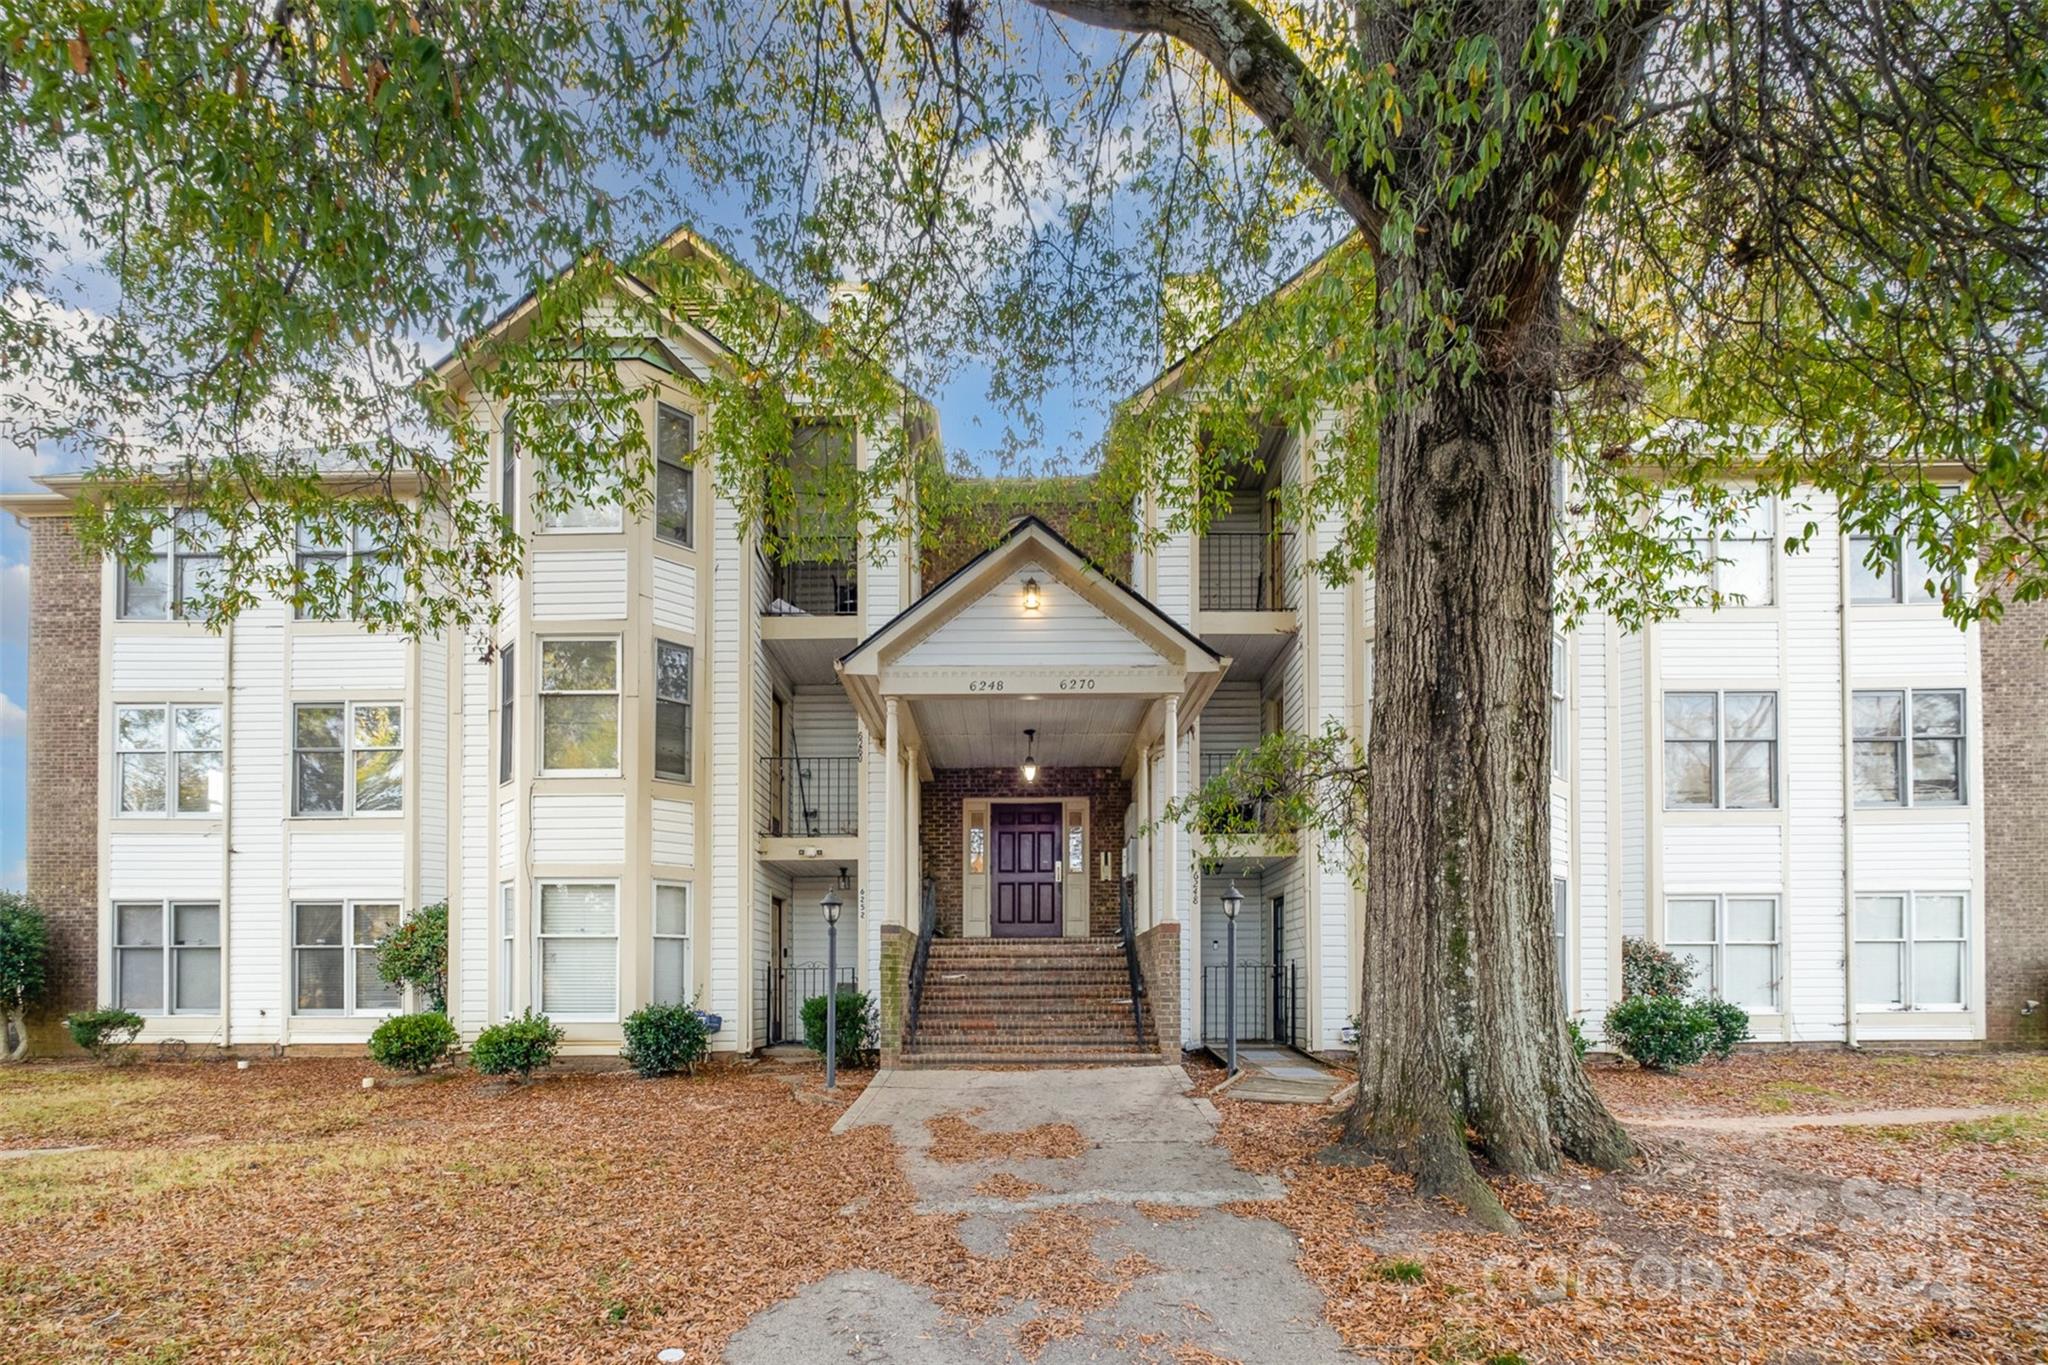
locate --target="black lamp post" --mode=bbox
[821,887,843,1089]
[1222,881,1244,1077]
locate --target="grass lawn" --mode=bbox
[2,1050,2045,1362]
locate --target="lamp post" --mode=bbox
[821,887,843,1089]
[1222,881,1244,1077]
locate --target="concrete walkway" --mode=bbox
[728,1066,1350,1363]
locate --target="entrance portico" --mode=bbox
[837,518,1225,959]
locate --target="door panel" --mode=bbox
[992,802,1063,937]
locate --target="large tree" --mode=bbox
[5,0,2043,1225]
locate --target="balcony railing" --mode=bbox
[1201,960,1303,1048]
[760,756,861,837]
[1197,749,1277,832]
[1198,532,1294,612]
[763,536,859,617]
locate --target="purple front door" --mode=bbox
[992,802,1063,938]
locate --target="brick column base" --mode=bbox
[878,924,909,1066]
[1134,922,1182,1063]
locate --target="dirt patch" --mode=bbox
[974,1172,1048,1200]
[1591,1048,2048,1120]
[926,1110,1090,1162]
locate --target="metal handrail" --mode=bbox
[903,878,938,1047]
[1119,876,1147,1047]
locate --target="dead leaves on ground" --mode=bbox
[925,1108,1089,1162]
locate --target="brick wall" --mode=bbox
[920,766,1132,937]
[877,924,909,1065]
[23,515,100,1050]
[1135,922,1181,1061]
[1984,601,2048,1046]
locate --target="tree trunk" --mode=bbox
[1345,283,1634,1230]
[3,1008,26,1064]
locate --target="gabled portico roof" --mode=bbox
[836,517,1226,758]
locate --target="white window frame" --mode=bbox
[654,639,693,783]
[1550,635,1569,779]
[117,511,221,620]
[1551,876,1570,1004]
[501,418,520,533]
[292,701,406,817]
[655,404,695,548]
[112,900,223,1015]
[652,881,692,1007]
[1664,893,1781,1012]
[498,643,516,786]
[294,522,400,620]
[1851,688,1966,808]
[1849,499,1958,605]
[534,879,620,1023]
[1662,690,1780,811]
[498,881,516,1021]
[1662,490,1776,606]
[289,899,404,1017]
[1853,891,1970,1012]
[113,703,224,818]
[528,402,625,534]
[538,637,622,776]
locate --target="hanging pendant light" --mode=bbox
[1021,728,1039,783]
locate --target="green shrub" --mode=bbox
[375,903,450,1012]
[0,892,50,1062]
[801,989,875,1066]
[1601,994,1717,1071]
[65,1008,144,1062]
[470,1010,562,1078]
[1564,1016,1591,1060]
[620,1003,711,1078]
[1621,937,1696,999]
[368,1011,459,1073]
[1699,998,1751,1060]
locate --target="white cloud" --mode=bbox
[0,692,20,740]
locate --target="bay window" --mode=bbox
[115,704,223,816]
[1663,691,1778,809]
[655,640,693,782]
[537,881,618,1019]
[1666,894,1780,1010]
[539,639,620,773]
[1854,892,1969,1010]
[653,882,690,1006]
[656,404,694,547]
[293,702,404,815]
[113,900,221,1014]
[292,900,402,1014]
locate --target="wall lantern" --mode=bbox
[1021,728,1039,783]
[1022,577,1042,612]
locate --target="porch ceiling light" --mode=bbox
[1021,728,1039,783]
[1022,577,1042,612]
[1222,881,1244,921]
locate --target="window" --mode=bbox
[1551,877,1569,1002]
[1663,491,1775,606]
[114,704,223,816]
[1850,514,1953,604]
[498,644,516,785]
[656,404,694,547]
[539,639,620,773]
[537,881,618,1019]
[292,900,402,1013]
[653,882,690,1006]
[113,901,221,1014]
[1852,689,1964,807]
[498,882,516,1020]
[1663,691,1778,809]
[655,640,693,782]
[294,523,401,619]
[118,512,223,620]
[533,403,623,532]
[501,418,519,529]
[293,702,404,815]
[1666,894,1780,1010]
[1854,892,1968,1010]
[1550,635,1568,779]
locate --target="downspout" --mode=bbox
[1839,522,1859,1049]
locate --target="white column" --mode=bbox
[905,745,922,929]
[1133,746,1151,932]
[884,697,904,930]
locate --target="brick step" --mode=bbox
[926,947,1128,961]
[915,1033,1144,1048]
[897,1048,1159,1068]
[922,959,1129,974]
[917,1001,1137,1018]
[918,976,1132,993]
[915,1009,1140,1026]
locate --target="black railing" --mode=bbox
[1202,960,1301,1048]
[763,537,859,616]
[763,961,859,1045]
[1118,876,1148,1047]
[904,879,938,1048]
[760,756,860,837]
[1199,532,1294,612]
[1198,750,1274,830]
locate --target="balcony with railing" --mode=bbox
[759,756,861,839]
[1198,532,1294,613]
[762,536,860,618]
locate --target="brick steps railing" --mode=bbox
[902,936,1155,1065]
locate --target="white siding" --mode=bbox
[1617,635,1646,938]
[418,633,448,903]
[1784,496,1846,1040]
[1575,624,1611,1019]
[1853,821,1974,888]
[1850,615,1969,680]
[530,549,629,620]
[897,562,1162,669]
[111,634,224,693]
[1155,531,1192,627]
[791,686,859,759]
[228,598,286,1042]
[710,489,746,1034]
[289,827,406,898]
[529,792,626,865]
[108,831,223,899]
[1663,824,1784,893]
[457,648,492,1033]
[652,798,696,868]
[652,557,698,635]
[497,798,518,872]
[1660,619,1780,682]
[290,633,408,693]
[1200,682,1262,759]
